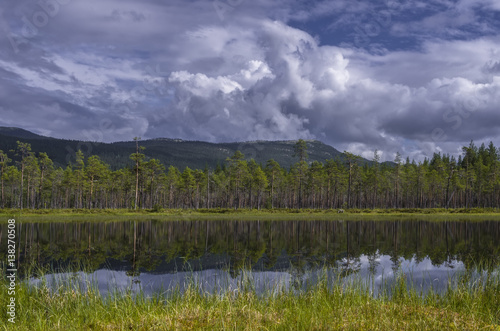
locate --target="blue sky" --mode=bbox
[1,0,500,161]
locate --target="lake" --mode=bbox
[2,219,499,296]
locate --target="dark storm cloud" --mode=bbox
[0,0,500,161]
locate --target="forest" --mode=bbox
[0,139,499,210]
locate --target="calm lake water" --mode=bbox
[2,219,499,296]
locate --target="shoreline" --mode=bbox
[2,269,498,330]
[2,208,500,222]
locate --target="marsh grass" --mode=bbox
[2,207,500,224]
[1,263,499,330]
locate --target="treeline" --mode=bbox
[0,139,499,210]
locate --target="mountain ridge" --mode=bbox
[0,127,54,140]
[0,126,376,170]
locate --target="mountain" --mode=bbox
[0,127,53,140]
[0,126,368,170]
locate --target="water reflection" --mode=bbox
[30,255,473,297]
[1,219,499,293]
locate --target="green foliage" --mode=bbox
[1,265,498,330]
[293,139,308,162]
[0,135,499,210]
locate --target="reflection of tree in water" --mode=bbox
[290,265,305,291]
[4,219,499,278]
[263,222,279,269]
[367,221,380,277]
[335,220,362,277]
[443,221,455,269]
[390,221,401,276]
[368,250,380,278]
[337,256,362,278]
[413,221,424,265]
[125,221,140,283]
[228,249,248,279]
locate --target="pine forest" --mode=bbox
[0,139,499,210]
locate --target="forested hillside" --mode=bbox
[0,127,346,170]
[0,132,499,210]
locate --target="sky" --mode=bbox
[1,0,500,161]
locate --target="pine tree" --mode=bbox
[165,166,180,208]
[394,152,402,208]
[38,152,53,208]
[226,151,248,209]
[130,137,145,210]
[14,141,32,209]
[144,159,165,209]
[293,140,309,208]
[344,152,361,208]
[294,139,308,163]
[0,150,11,208]
[86,155,107,209]
[371,150,380,208]
[265,159,281,209]
[74,150,85,209]
[180,167,195,208]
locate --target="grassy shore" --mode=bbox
[2,207,500,223]
[1,268,499,330]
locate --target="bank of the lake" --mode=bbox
[2,207,500,223]
[1,269,499,330]
[1,213,499,329]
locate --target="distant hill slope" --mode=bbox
[0,127,53,140]
[0,126,369,170]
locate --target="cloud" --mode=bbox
[161,20,350,142]
[160,17,500,160]
[0,0,500,162]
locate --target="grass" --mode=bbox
[2,207,500,223]
[1,266,499,330]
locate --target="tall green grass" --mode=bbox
[3,207,500,224]
[2,207,500,216]
[1,263,499,330]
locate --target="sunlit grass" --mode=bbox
[1,264,499,330]
[2,207,500,223]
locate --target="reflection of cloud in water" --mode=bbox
[30,254,469,297]
[350,254,466,295]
